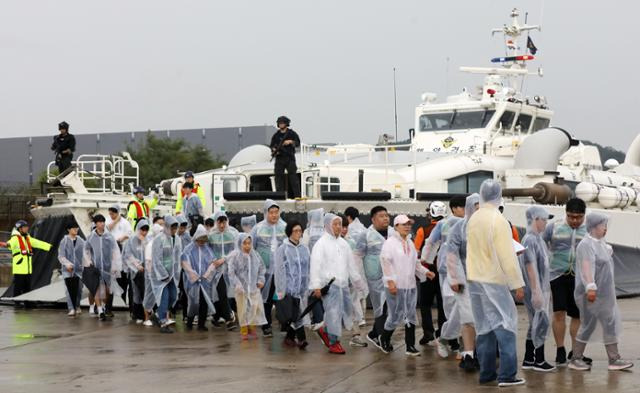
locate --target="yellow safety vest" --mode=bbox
[7,230,52,275]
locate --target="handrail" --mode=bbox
[46,153,140,194]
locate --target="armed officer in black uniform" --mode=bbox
[270,116,301,198]
[51,121,76,173]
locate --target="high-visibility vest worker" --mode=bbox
[5,220,52,275]
[175,170,206,214]
[127,186,159,228]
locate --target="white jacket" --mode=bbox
[380,231,428,289]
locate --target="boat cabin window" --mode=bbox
[447,171,493,193]
[497,111,515,131]
[249,174,273,192]
[532,117,550,132]
[419,110,495,132]
[515,113,532,133]
[319,177,340,192]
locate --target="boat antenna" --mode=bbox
[520,11,529,93]
[393,67,398,141]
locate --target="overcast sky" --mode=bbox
[1,1,638,151]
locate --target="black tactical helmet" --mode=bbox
[276,116,290,126]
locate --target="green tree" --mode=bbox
[127,132,226,188]
[582,140,626,165]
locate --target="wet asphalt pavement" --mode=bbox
[1,299,639,393]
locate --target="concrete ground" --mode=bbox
[0,299,639,393]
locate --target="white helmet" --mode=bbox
[429,201,448,219]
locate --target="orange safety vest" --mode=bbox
[130,200,150,219]
[15,235,33,257]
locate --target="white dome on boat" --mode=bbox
[228,144,272,168]
[604,158,620,170]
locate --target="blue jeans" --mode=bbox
[476,327,517,383]
[157,281,177,324]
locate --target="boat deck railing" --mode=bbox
[46,153,140,194]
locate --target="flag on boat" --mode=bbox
[527,36,538,55]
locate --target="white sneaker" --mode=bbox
[75,308,82,315]
[358,320,366,327]
[89,305,97,317]
[608,359,634,371]
[311,321,325,331]
[143,320,153,327]
[436,339,449,358]
[135,319,144,325]
[67,309,76,317]
[166,319,176,326]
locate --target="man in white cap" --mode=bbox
[379,214,432,356]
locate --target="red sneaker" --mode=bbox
[317,327,331,348]
[283,337,297,347]
[329,342,346,355]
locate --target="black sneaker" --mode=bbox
[380,341,393,354]
[151,314,161,328]
[460,355,478,372]
[99,312,106,321]
[366,331,382,350]
[556,347,567,367]
[159,326,174,334]
[568,350,593,365]
[419,332,434,346]
[498,378,526,387]
[263,326,273,338]
[226,321,238,331]
[450,340,461,352]
[405,345,421,357]
[533,362,557,372]
[522,360,535,370]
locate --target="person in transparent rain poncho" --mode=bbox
[542,198,588,366]
[379,215,432,357]
[310,213,365,355]
[354,205,394,351]
[181,225,221,331]
[437,194,480,371]
[250,199,286,337]
[466,180,526,387]
[344,206,366,240]
[208,211,239,329]
[301,208,325,251]
[301,208,326,330]
[149,215,182,333]
[141,219,165,327]
[568,213,634,372]
[58,222,85,317]
[419,195,466,348]
[122,219,150,325]
[227,233,267,340]
[340,215,369,348]
[274,221,311,350]
[176,215,192,248]
[518,206,556,372]
[83,214,123,322]
[241,215,257,234]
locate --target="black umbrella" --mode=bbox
[296,277,335,323]
[81,265,101,296]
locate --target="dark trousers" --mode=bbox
[370,303,388,338]
[263,280,276,330]
[187,289,208,328]
[309,294,324,324]
[56,155,73,173]
[177,271,188,320]
[274,157,300,198]
[383,323,416,347]
[64,277,81,310]
[213,276,231,322]
[13,274,31,297]
[419,271,446,337]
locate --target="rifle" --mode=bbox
[270,129,291,161]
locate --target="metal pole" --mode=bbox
[393,67,398,142]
